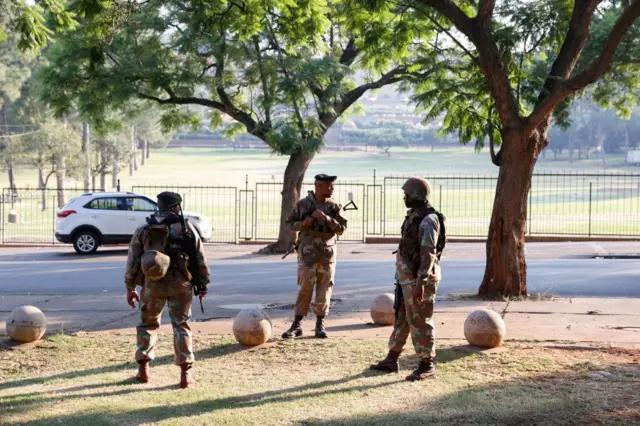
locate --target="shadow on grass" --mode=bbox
[296,365,640,426]
[0,341,240,392]
[11,363,640,426]
[7,371,403,426]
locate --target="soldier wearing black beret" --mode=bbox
[281,174,347,339]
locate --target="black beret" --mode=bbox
[157,191,182,207]
[314,174,337,182]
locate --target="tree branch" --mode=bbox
[253,36,272,127]
[476,0,495,24]
[136,92,264,137]
[265,12,307,139]
[414,0,474,38]
[339,38,359,65]
[416,0,521,130]
[537,0,600,98]
[321,65,438,128]
[421,11,478,63]
[526,0,640,133]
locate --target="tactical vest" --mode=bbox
[397,205,437,277]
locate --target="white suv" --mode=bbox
[55,192,213,254]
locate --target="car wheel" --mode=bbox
[73,231,99,255]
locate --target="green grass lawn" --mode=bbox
[2,147,639,243]
[1,333,639,425]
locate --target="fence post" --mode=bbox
[0,189,4,244]
[588,182,592,237]
[372,169,376,235]
[527,185,532,236]
[52,195,56,244]
[244,175,249,241]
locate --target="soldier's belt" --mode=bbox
[300,230,335,240]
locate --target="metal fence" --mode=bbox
[0,187,104,244]
[131,185,238,243]
[1,172,639,245]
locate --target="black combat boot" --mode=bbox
[369,350,401,373]
[315,315,328,338]
[282,315,304,339]
[406,358,435,381]
[136,360,150,383]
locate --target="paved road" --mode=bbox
[1,256,639,299]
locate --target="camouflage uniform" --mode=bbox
[125,210,210,366]
[370,176,442,381]
[389,206,441,360]
[286,191,347,318]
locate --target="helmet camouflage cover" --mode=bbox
[401,177,431,201]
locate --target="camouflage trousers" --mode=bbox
[294,261,335,317]
[136,270,194,365]
[388,280,438,360]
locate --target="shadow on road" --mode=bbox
[0,248,128,262]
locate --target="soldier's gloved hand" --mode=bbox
[302,217,314,228]
[199,290,208,298]
[127,290,140,309]
[412,284,424,304]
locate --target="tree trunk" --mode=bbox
[141,140,147,166]
[7,163,16,193]
[112,162,119,190]
[100,150,107,191]
[130,126,137,175]
[55,155,66,208]
[1,105,17,193]
[568,129,575,163]
[257,150,315,254]
[82,122,91,191]
[146,141,150,159]
[479,129,545,298]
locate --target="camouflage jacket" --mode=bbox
[395,205,441,285]
[286,191,347,264]
[124,210,211,291]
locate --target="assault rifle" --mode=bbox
[179,208,205,313]
[282,192,358,259]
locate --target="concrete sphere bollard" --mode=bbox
[370,293,395,326]
[232,308,272,347]
[6,305,47,343]
[463,309,506,348]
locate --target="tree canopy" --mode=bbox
[1,0,77,51]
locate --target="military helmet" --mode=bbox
[141,250,171,280]
[401,177,431,201]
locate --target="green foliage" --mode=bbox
[401,0,640,151]
[23,119,83,181]
[39,0,435,158]
[1,0,77,52]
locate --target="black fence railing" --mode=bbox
[1,172,639,245]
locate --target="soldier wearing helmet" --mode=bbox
[370,176,443,381]
[124,191,211,389]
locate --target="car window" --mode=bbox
[126,197,157,212]
[86,197,120,210]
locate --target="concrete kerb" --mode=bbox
[2,295,639,348]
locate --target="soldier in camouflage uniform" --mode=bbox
[281,174,348,339]
[125,191,211,389]
[370,177,442,381]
